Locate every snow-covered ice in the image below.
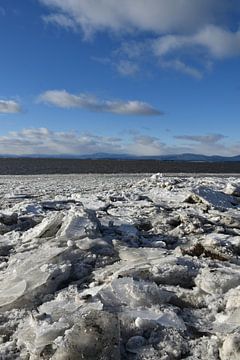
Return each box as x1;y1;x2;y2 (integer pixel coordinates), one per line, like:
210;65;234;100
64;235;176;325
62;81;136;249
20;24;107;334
0;173;240;359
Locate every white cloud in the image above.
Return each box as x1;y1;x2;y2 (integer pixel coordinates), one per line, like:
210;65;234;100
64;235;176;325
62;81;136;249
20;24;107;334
39;0;240;77
116;60;139;76
43;13;77;30
174;133;237;156
0;128;171;156
0;128;123;155
118;25;240;79
153;25;240;59
175;134;226;144
0;128;238;157
0;100;22;113
160;59;203;79
38;90;163;115
127;135;168;156
195;26;240;58
39;0;237;36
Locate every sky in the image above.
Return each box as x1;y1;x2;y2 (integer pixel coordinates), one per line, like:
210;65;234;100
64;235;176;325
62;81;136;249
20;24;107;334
0;0;240;156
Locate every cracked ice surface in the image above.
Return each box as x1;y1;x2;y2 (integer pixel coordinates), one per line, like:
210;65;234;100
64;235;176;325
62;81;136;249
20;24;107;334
0;173;240;359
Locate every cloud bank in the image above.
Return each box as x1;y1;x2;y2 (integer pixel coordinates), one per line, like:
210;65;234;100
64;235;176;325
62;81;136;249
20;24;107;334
0;100;22;113
0;128;239;157
38;90;162;116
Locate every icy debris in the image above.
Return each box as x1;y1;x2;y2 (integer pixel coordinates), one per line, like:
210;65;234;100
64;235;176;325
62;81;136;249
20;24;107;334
75;237;112;253
73;194;107;210
151;258;199;288
4;192;34;199
195;265;240;295
214;308;240;334
117;224;138;239
187;336;220;360
224;183;240;197
156;310;186;330
57;207;100;241
22;212;64;242
10;201;43;215
107;205;137;219
126;335;146;353
17;314;69;358
0;245;71;311
150;173;163;181
92;246;168;283
191;186;237;210
41;199;76;211
98;277;173;308
200;233;237;260
220;333;240;360
51;310;120;360
0;174;240;359
225;286;240;311
124;308;186;330
0;212;18;226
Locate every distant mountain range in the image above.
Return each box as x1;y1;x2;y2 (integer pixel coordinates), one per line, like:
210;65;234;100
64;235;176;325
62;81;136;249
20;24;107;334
0;153;240;162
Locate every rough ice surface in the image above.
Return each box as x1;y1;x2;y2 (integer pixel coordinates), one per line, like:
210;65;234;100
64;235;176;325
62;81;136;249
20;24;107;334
0;173;240;359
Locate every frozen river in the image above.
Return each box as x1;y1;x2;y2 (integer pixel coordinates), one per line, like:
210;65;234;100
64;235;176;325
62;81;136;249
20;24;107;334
0;174;240;359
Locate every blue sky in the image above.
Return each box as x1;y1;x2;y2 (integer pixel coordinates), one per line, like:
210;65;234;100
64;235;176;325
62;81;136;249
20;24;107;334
0;0;240;156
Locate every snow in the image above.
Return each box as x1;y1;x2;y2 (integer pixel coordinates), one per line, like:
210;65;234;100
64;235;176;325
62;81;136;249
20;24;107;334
0;173;239;359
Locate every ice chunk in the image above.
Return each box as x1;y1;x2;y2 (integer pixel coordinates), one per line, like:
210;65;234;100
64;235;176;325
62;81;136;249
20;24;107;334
75;237;112;253
73;195;107;210
224;183;240;197
156;311;186;331
0;280;27;308
51;310;120;360
0;246;70;311
57;208;100;240
22;212;63;242
17;315;69;358
125;308;186;330
99;277;173;308
220;334;240;360
92;246;168;283
200;233;235;260
191;186;237;210
195;266;240;295
225;286;240;311
126;336;146;353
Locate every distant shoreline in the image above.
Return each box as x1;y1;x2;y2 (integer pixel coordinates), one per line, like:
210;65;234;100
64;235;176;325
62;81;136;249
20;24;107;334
0;158;240;175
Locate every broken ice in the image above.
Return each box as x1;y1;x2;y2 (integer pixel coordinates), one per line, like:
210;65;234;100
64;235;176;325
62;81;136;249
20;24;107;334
0;173;239;359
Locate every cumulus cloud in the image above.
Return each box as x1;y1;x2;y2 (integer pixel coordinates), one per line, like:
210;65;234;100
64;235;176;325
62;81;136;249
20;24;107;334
0;100;22;113
0;128;238;157
38;90;162;116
